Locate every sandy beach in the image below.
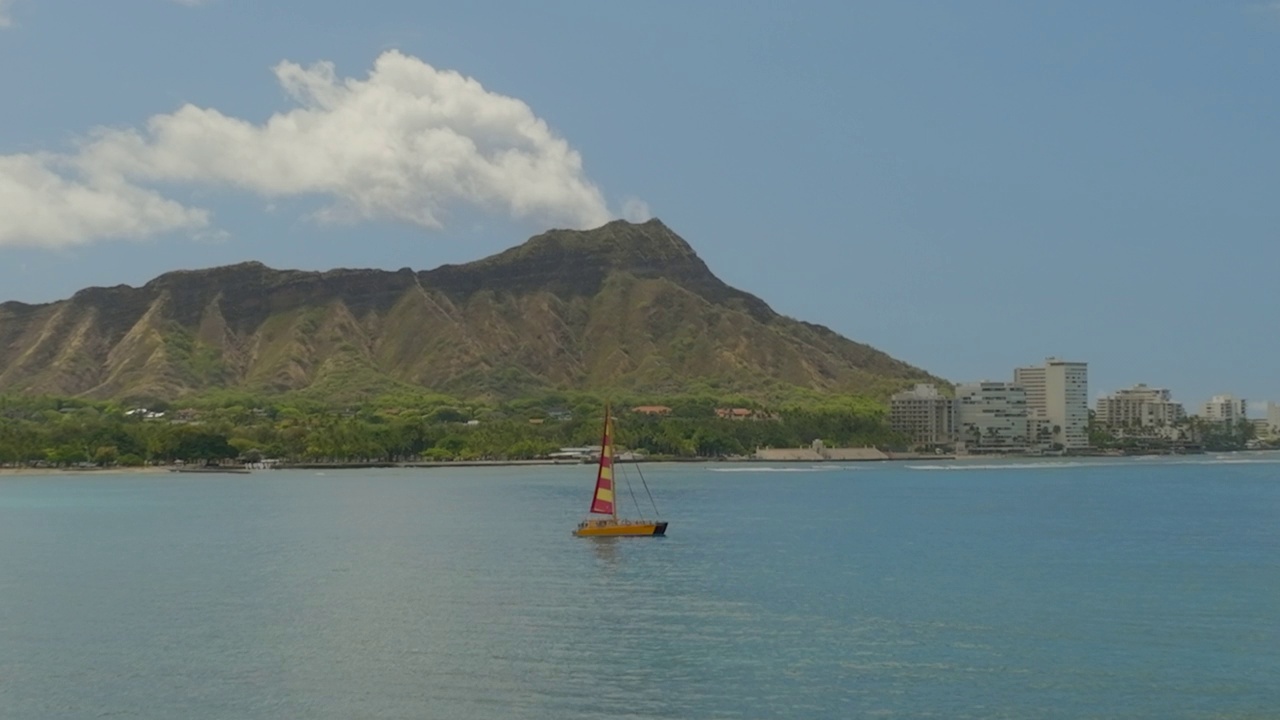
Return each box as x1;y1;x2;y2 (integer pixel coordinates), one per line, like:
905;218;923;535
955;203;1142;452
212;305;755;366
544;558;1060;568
0;466;172;477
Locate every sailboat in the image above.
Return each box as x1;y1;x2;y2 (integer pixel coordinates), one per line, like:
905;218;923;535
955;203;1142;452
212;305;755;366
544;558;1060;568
573;404;668;537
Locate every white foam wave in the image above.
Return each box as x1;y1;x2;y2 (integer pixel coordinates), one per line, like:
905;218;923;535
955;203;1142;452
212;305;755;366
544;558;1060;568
908;455;1280;471
906;461;1098;471
708;466;857;473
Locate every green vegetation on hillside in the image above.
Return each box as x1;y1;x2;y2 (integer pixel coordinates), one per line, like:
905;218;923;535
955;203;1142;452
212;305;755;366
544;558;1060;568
0;219;941;402
0;391;907;467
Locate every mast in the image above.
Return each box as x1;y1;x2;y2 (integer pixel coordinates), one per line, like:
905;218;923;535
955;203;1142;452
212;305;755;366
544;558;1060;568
608;405;618;521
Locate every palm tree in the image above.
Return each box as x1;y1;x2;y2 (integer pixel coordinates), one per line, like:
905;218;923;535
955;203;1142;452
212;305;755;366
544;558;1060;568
1036;424;1052;447
984;426;1001;448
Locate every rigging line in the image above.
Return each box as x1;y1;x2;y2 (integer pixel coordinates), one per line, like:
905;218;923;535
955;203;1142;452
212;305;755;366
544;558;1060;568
619;459;644;519
614;417;645;519
634;461;660;517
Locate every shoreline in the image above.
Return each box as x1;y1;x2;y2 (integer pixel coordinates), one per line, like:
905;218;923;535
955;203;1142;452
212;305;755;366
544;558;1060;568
0;466;173;476
2;448;1269;478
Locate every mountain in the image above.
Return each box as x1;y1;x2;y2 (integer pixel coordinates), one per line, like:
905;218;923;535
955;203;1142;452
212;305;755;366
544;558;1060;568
0;219;940;402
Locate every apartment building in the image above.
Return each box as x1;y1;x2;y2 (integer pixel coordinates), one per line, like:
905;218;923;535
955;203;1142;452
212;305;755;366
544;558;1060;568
1201;395;1247;425
1261;402;1280;436
889;384;955;449
954;382;1028;452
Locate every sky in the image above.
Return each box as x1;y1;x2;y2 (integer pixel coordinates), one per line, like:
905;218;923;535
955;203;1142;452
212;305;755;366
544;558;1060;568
1;0;1278;412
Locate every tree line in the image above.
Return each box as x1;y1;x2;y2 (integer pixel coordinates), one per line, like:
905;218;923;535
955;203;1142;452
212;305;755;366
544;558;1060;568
0;392;906;467
1087;414;1267;453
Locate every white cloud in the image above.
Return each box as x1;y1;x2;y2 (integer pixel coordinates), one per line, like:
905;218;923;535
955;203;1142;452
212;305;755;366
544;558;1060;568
621;197;652;223
1;50;624;248
0;155;208;248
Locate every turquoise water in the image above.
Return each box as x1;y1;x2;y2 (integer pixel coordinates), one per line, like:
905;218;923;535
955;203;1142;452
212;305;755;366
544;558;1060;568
1;455;1278;718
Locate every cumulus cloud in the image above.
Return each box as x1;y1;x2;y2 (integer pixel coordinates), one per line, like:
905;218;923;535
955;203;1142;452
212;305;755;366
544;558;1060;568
0;156;208;247
0;50;622;248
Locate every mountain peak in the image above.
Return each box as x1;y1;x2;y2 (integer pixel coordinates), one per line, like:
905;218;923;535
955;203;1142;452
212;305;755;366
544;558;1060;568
421;218;751;311
474;217;699;273
0;219;941;401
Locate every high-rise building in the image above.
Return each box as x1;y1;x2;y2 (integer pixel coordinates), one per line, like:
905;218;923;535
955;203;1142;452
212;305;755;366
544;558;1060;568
1263;402;1280;435
1095;384;1186;430
1201;395;1247;425
1014;358;1089;450
1250;418;1273;439
954;382;1028;452
889;384;954;449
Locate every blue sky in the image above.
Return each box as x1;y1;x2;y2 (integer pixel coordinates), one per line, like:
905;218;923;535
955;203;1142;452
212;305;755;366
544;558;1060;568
1;1;1278;411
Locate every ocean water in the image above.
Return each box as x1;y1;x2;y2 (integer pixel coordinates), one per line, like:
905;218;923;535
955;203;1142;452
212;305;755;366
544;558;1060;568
1;454;1278;719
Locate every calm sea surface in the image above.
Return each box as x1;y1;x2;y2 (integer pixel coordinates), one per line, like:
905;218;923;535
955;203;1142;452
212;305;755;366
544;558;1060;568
1;454;1278;719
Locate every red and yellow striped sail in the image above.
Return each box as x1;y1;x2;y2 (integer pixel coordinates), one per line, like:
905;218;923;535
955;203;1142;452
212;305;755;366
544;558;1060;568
589;412;616;515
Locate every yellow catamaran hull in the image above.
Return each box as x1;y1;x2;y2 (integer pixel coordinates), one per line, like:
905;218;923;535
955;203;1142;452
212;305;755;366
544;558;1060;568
573;519;668;537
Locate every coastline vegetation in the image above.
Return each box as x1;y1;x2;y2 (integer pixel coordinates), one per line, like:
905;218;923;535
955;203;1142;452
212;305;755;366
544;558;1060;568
1086;414;1266;454
0;391;905;468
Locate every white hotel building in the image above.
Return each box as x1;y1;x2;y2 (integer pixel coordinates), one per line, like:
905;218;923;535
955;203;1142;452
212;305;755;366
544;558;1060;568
1201;395;1247;425
1095;384;1186;431
1014;358;1089;450
1261;402;1280;436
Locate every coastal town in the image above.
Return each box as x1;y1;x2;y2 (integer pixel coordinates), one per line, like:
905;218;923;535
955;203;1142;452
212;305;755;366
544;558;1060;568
889;357;1277;455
